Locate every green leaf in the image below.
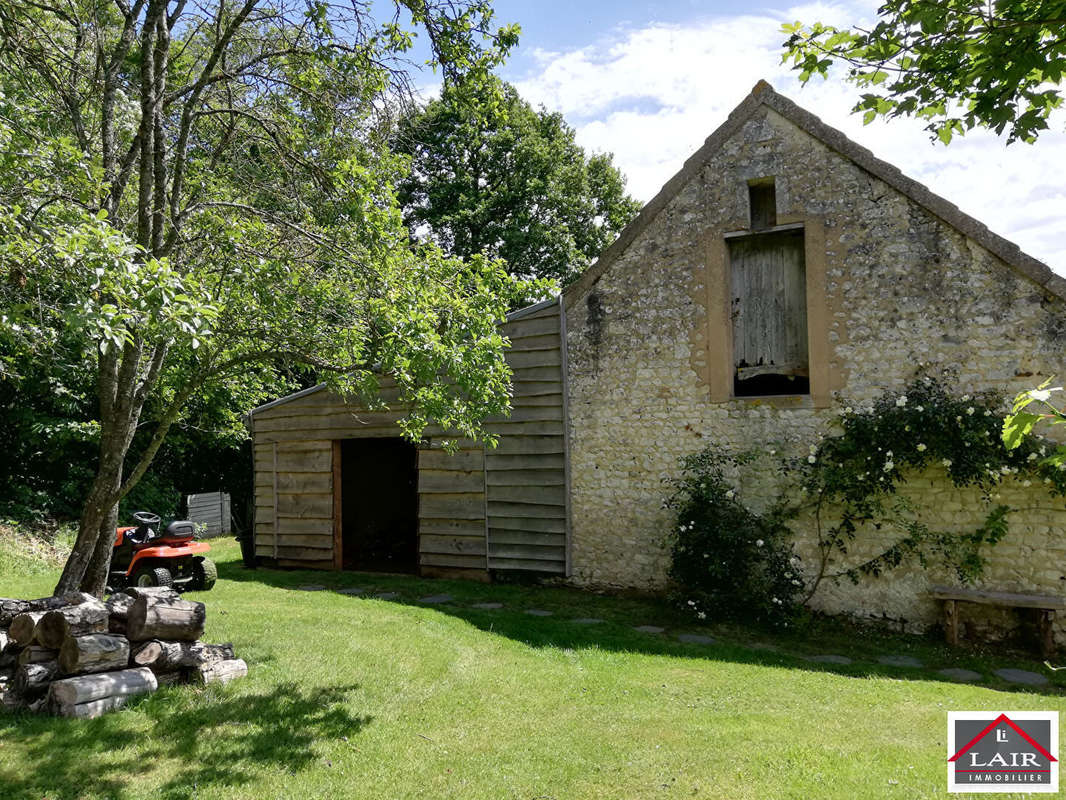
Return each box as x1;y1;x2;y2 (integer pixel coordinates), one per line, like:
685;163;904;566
1002;411;1041;450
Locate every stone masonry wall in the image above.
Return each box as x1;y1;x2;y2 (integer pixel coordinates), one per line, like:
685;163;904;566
564;105;1066;641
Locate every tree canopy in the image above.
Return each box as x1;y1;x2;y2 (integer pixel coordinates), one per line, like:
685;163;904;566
394;79;641;285
782;1;1066;143
0;0;532;594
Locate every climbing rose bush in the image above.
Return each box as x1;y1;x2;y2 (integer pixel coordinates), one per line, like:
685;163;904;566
666;447;802;625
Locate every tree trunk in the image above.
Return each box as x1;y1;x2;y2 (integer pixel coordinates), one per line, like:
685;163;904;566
55;465;123;596
48;667;156;707
58;634;130;675
81;503;120;596
126;597;205;642
196;658;247;686
37;599;110;649
132;640;233;670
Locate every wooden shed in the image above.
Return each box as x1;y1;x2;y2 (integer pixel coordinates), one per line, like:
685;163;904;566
247;297;571;580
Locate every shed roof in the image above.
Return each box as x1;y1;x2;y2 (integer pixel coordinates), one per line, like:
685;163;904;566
247;296;562;416
563;80;1066;309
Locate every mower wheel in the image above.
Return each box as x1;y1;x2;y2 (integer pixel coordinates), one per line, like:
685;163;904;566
192;557;217;591
132;565;173;589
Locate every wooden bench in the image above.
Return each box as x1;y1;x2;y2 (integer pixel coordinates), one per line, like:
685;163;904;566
932;586;1066;657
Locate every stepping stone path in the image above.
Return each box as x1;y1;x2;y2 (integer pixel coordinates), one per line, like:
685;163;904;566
877;655;924;668
806;654;853;665
373;592;400;601
571;618;604;624
634;625;665;634
419;594;452;604
471;602;503;610
938;667;982;682
994;668;1048;687
296;585;326;591
336;587;364;595
524;609;553;617
677;634;715;645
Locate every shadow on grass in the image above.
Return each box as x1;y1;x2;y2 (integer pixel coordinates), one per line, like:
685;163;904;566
0;682;369;800
215;550;1066;698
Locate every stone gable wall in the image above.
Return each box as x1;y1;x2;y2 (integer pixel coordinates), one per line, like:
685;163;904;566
564;106;1066;640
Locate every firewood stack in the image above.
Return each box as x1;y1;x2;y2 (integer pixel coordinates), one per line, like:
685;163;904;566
0;587;246;718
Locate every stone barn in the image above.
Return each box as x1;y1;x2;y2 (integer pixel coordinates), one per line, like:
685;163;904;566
249;81;1066;639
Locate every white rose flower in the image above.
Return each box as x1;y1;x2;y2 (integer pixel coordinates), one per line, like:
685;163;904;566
756;539;764;547
1029;387;1063;402
808;455;817;463
966;407;975;415
941;458;952;467
883;460;895;472
896;395;908;407
916;443;927;452
725;489;735;499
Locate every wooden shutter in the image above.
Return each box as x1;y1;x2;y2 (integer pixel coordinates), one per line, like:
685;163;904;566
729;229;808;379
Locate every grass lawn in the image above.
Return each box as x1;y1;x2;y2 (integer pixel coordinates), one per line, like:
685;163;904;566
2;536;1064;800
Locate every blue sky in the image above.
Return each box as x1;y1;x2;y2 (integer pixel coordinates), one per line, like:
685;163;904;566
413;1;1066;274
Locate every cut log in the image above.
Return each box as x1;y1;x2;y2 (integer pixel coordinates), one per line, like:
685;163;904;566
106;592;137;635
9;612;46;646
14;661;57;697
126;597;205;642
124;586;180;603
37;599;109;649
153;669;192;687
58;634;130;676
48;667;157;707
106;592;134;618
60;592;100;606
196;658;247;686
1;687;22;711
132;640;234;670
54;694;135;719
0;630;9;652
0;596;67;627
18;645;58;666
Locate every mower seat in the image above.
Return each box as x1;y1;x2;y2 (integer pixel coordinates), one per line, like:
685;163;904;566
163;520;196;541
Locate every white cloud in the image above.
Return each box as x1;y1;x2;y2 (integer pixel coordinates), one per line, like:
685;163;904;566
510;2;1066;275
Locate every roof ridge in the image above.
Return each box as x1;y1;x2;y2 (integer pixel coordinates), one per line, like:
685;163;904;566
563;80;1065;308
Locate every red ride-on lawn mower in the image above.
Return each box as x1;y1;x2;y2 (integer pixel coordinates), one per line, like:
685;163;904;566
109;511;217;592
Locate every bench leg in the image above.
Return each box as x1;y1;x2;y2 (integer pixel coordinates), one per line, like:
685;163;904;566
1039;610;1055;659
944;599;959;647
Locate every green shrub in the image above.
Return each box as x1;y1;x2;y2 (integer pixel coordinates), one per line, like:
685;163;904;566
666;447;801;625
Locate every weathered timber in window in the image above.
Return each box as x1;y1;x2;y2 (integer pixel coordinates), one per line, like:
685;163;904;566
729;226;809;396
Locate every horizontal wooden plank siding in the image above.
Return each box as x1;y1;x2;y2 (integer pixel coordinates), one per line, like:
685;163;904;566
252;436;335;565
417;445;487;577
249;296;571;578
486;298;568;574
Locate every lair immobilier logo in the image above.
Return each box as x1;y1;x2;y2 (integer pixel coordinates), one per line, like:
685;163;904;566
948;711;1059;792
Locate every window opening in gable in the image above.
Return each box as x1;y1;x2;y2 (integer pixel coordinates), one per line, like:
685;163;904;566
729;227;809;397
748;178;777;230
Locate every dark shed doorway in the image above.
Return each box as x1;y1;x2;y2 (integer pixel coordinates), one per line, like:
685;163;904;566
340;438;418;573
